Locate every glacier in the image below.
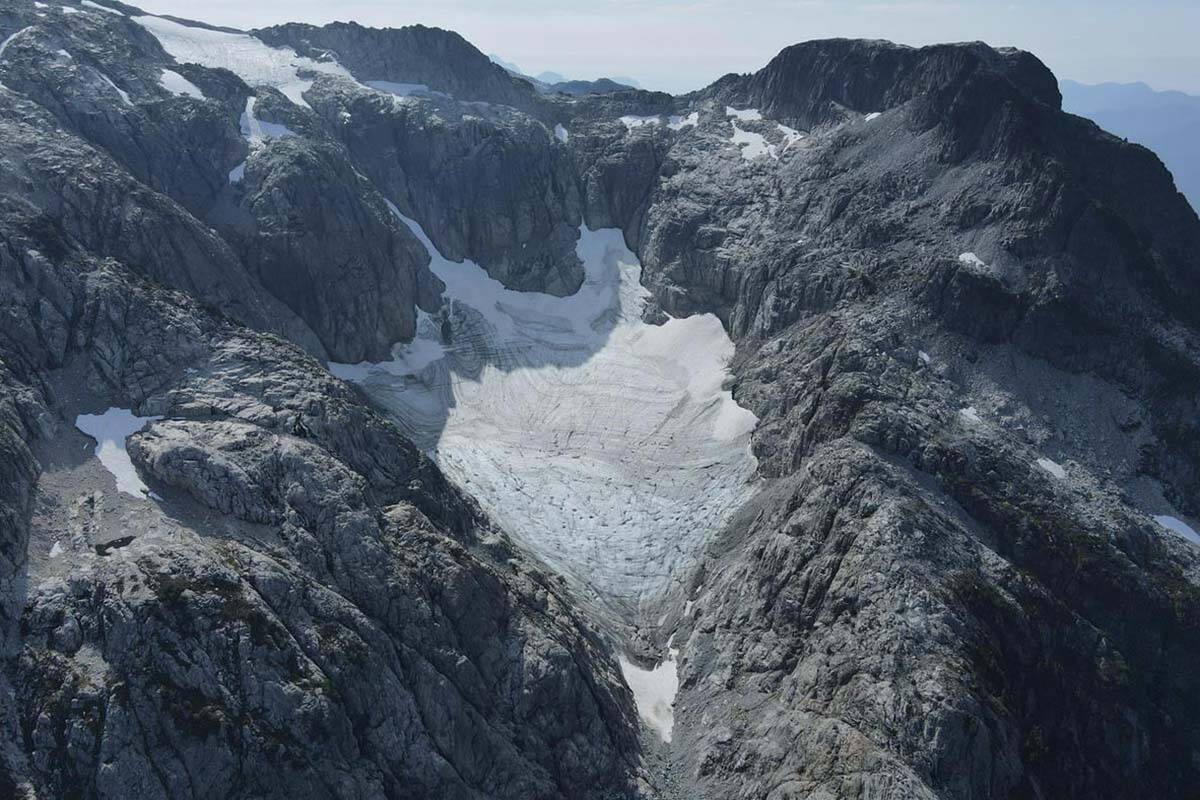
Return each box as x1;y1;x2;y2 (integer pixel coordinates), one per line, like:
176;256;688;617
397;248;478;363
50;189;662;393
331;214;760;617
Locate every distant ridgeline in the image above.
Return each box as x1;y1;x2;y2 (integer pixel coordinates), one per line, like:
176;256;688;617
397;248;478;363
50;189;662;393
1061;79;1200;212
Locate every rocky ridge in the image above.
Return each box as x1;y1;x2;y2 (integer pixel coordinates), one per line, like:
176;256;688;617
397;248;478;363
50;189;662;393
1;2;1199;799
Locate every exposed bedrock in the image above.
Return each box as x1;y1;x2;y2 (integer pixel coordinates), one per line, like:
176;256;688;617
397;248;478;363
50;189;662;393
1;5;1200;799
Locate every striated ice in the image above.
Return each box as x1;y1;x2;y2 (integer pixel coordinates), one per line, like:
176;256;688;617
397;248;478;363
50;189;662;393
332;209;760;615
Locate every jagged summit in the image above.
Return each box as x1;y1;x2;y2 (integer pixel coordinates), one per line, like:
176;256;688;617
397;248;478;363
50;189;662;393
700;37;1061;127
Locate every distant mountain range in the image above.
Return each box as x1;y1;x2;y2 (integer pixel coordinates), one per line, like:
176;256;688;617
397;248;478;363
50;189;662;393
488;52;640;95
1061;79;1200;212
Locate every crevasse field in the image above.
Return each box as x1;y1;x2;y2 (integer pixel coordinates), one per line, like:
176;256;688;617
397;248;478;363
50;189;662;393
333;216;761;617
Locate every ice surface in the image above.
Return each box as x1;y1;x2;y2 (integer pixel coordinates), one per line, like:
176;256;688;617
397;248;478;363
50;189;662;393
667;111;699;130
75;408;161;497
365;80;447;99
959;406;983;424
1036;457;1066;480
134;14;355;107
620;114;662;129
621;113;697;131
725;106;762;121
333;210;760;613
864;111;882;121
724;107;802;159
239;96;295;142
329;310;447;381
958;252;987;268
81;0;121;13
730;120;773;159
1154;515;1200;546
227;96;293;182
778;123;804;149
619;646;679;742
554;123;569;142
159;68;205;99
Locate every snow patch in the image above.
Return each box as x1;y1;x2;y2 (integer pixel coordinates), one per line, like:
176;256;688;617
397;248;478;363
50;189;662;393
667;111;699;130
0;26;35;60
228;161;246;184
725;106;762;121
959;406;983;424
730;120;773;159
330;309;448;381
75;408;161;497
778;123;805;149
61;5;81;13
158;68;204;99
98;72;132;106
1153;515;1200;546
366;80;446;99
1036;457;1066;480
619;647;679;743
134;14;354;107
918;350;932;364
336;209;759;608
554;123;569;143
724;107;800;159
864;111;882;121
620;114;662;129
81;0;122;13
958;252;987;269
239;96;294;142
48;541;63;558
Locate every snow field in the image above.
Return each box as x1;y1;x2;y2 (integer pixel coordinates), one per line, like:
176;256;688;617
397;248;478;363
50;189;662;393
75;408;161;497
333;212;760;611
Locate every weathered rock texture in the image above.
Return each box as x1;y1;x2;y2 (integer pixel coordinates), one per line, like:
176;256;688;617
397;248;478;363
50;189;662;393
1;5;1199;800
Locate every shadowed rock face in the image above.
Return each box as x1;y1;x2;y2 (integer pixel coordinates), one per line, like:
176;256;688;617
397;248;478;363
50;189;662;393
2;5;1200;799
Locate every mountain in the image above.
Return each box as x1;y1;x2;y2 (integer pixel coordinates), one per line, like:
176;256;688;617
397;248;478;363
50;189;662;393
1061;79;1200;211
1;4;1199;799
489;55;638;96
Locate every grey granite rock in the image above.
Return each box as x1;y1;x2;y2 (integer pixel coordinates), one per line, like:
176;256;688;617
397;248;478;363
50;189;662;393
3;6;1200;799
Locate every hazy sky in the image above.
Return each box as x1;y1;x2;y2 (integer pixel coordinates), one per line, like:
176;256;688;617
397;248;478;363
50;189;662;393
134;0;1200;95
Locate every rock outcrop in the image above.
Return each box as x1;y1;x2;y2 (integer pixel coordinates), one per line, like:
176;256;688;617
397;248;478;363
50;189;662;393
2;5;1199;800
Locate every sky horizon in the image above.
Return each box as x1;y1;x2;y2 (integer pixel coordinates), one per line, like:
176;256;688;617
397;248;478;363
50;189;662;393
133;1;1200;97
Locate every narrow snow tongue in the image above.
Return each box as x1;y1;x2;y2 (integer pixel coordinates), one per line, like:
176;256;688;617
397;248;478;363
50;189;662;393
331;214;761;620
75;408;162;497
619;646;679;743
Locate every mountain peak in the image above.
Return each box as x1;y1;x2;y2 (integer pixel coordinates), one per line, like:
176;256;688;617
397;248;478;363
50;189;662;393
702;38;1060;130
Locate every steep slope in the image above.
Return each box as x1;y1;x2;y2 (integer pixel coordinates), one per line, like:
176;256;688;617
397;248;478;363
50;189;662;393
1061;79;1200;212
559;38;1200;798
0;3;643;798
255;22;540;109
2;4;1200;800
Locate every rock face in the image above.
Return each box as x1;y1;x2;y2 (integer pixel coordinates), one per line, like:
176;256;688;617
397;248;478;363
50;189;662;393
255;22;541;109
566;37;1200;799
3;4;1200;800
